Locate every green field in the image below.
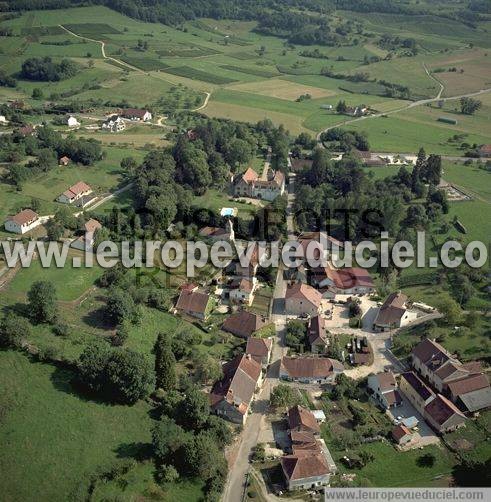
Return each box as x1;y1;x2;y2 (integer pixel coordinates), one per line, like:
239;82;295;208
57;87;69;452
0;351;153;502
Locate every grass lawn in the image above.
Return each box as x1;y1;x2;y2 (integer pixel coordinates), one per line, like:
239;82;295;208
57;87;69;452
445;411;491;464
6;249;104;302
346;115;491;155
0;351;154;502
193;188;260;220
336;442;457;487
249;285;273;317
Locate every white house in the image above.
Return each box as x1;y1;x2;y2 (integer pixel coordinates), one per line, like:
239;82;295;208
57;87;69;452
0;115;7;124
101;115;126;132
57;181;93;205
373;292;418;332
4;209;40;234
367;372;402;410
229;277;257;306
66;115;80;128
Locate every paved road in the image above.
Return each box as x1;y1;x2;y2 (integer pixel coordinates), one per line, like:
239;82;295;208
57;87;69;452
222;167;296;502
316;64;491;142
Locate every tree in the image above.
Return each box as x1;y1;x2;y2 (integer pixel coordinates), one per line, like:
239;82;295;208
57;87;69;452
436;294;462;324
32;87;43;99
27;280;58;324
270;384;300;408
78;343;154;404
106;288;139;325
285;320;306;349
45;219;64;241
120;156;138;176
0;312;32;348
223;138;253;168
417;452;436;468
460;97;481;115
154;333;176;391
193;352;222;385
336;100;347;113
176;384;210;431
152;415;189;464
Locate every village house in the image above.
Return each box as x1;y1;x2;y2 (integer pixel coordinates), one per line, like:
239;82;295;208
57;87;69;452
4;209;40;235
199;220;234;242
280;356;343;384
16;124;35;137
311;264;375;296
307;315;329;353
353;150;388;167
281;452;331;492
424;394;466;433
367;371;403;410
478;144;491;158
175;289;212;320
446;373;491;413
285;283;322;317
399;371;435;415
57;181;93;205
373;292;418;332
288;405;321;436
120;108;152;122
234;242;259;278
229;277;257;306
59;156;71;166
221;310;268;339
101;115;126;132
70;218;102;252
391;424;413;446
297;232;344;263
66;115;80;128
411;339;491;408
245;336;272;366
0;115;8;124
232;167;285;201
209;354;262;425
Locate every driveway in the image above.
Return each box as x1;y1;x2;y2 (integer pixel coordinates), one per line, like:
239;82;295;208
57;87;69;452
387;398;440;448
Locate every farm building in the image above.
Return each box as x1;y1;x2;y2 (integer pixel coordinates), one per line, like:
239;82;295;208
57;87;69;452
279;356;343;384
120;108;152;121
373;292;418;331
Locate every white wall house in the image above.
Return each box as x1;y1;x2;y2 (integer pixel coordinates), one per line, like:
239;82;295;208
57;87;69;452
4;209;40;235
66;116;80;128
57;181;92;205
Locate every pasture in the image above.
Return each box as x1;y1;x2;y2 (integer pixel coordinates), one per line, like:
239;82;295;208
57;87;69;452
0;351;155;502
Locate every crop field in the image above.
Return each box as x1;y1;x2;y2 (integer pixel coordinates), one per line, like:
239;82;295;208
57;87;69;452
227;78;336;101
119;55;170;71
163;65;238;84
64;23;122;35
219;64;280;78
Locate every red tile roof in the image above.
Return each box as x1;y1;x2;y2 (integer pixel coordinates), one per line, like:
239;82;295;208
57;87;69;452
121;108;149;119
285;283;322;308
84;218;101;233
175;290;210;315
401;371;434;401
392;424;412;442
63;181;92;200
374;292;408;326
280;356;343;379
425;394;465;426
240;167;259;184
245;337;272;359
325;266;374;290
447;374;489;398
281;452;330;481
288;405;320;434
7;208;38;226
308;315;328;346
222;311;267;338
209;354;262;415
